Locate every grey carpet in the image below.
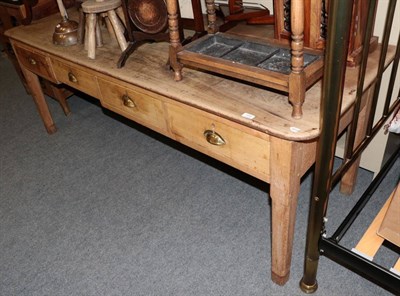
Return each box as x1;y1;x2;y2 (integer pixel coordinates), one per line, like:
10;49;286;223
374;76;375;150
1;53;398;296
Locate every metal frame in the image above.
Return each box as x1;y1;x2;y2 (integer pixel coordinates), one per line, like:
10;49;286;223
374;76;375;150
321;148;400;294
299;0;400;293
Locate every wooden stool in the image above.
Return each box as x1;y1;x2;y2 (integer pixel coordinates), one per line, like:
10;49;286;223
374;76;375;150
81;0;127;59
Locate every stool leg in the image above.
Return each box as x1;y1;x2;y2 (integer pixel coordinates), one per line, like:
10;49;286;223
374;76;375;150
87;13;97;59
116;6;126;27
77;8;85;44
103;13;117;44
95;15;103;47
107;9;128;51
84;14;89;50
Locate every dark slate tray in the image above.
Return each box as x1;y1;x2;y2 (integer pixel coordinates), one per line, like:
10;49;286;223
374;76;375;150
223;42;278;66
187;35;244;58
258;49;320;74
187;34;320;74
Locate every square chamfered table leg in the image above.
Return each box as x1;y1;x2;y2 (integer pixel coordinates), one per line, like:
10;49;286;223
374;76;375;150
269;137;316;285
20;66;57;134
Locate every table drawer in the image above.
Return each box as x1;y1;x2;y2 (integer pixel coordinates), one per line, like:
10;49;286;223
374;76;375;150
52;58;100;99
13;43;57;82
98;78;167;132
167;103;270;181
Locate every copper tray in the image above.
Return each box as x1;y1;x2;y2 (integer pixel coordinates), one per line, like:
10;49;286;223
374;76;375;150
127;0;168;34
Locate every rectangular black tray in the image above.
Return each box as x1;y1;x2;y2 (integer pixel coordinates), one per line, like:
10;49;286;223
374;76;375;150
186;34;321;74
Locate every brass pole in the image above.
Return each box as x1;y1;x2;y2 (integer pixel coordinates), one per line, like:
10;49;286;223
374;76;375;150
344;0;378;160
299;0;354;293
383;32;400;115
366;0;398;136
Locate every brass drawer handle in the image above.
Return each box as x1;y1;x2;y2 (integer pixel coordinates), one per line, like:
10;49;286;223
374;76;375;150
122;94;136;108
204;129;226;146
28;57;37;65
68;72;78;83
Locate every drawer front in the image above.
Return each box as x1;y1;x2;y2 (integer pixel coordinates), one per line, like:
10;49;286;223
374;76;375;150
52;58;100;98
167;104;270;181
13;43;56;82
98;78;167;132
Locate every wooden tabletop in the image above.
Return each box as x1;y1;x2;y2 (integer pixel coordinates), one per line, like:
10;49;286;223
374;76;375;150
5;9;395;141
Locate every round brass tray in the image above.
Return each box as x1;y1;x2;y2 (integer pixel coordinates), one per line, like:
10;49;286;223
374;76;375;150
127;0;168;34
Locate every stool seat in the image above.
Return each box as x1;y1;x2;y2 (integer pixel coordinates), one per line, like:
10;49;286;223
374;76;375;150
81;0;121;14
80;0;128;59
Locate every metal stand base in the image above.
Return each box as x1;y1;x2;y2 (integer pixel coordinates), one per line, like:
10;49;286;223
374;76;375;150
299;279;318;294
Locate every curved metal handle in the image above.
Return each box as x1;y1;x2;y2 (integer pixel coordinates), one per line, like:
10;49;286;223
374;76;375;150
28;57;37;65
204;129;225;146
68;72;78;83
122;94;136;108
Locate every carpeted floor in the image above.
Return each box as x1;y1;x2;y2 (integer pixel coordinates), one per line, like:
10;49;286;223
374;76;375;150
0;52;398;295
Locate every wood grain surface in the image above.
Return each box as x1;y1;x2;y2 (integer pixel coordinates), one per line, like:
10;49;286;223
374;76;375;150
5;9;396;141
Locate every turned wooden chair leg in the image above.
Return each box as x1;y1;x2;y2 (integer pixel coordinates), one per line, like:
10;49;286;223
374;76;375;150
289;72;305;119
166;0;183;81
289;0;305;119
205;0;217;33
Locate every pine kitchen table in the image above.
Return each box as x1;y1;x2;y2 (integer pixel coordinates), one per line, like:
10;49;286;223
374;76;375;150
6;9;394;286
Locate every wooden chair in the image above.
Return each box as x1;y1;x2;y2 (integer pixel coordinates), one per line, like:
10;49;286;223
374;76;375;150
216;0;274;32
273;0;378;66
227;0;274;24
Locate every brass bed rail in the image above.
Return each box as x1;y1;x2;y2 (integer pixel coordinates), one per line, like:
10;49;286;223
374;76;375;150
300;0;400;293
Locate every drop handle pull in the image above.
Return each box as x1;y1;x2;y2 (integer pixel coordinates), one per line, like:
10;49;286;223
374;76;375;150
204;129;226;146
28;57;37;65
68;72;78;83
122;94;136;108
